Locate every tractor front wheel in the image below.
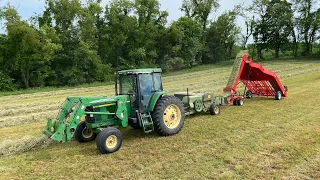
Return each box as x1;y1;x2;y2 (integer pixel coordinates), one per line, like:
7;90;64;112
152;96;185;136
210;104;220;115
96;127;122;154
75;121;97;143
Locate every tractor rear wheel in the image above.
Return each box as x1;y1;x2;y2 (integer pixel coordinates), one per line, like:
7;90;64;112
275;91;282;100
75;121;97;143
96;127;122;154
152;96;185;136
210;104;220;115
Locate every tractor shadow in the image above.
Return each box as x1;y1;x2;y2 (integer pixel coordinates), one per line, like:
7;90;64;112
120;128;159;141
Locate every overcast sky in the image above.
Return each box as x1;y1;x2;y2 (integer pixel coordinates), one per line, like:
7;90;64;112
0;0;252;33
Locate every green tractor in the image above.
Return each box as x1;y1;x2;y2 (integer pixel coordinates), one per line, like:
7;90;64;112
43;68;220;154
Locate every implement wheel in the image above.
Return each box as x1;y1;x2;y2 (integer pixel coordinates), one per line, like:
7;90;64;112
152;96;185;136
75;121;97;143
96;127;122;154
237;99;244;106
246;90;253;99
210;104;220;115
275;91;282;100
233;100;237;106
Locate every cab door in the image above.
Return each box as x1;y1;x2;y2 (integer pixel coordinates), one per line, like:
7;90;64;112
138;74;155;113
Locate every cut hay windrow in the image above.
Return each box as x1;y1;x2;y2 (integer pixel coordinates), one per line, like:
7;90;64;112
0;136;53;156
166;77;230;93
163;67;230;82
0;103;61;117
0;100;64;110
0;85;115;102
0;110;57;128
279;67;320;78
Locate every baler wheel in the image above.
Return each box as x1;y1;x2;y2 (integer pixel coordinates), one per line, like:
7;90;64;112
237;99;244;106
233;100;237;106
194;100;203;112
275;91;282;100
152;96;185;136
210;104;220;115
96;127;122;154
75;121;97;143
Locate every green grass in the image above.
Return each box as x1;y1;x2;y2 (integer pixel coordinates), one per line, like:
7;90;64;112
0;59;320;179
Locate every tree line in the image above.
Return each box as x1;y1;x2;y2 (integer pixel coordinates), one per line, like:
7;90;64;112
0;0;319;91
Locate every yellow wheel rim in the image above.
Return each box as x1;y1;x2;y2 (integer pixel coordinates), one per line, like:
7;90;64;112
106;135;118;149
82;127;93;139
163;104;181;129
214;106;219;114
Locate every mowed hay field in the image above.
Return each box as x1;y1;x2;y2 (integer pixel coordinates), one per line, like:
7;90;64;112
1;60;320;179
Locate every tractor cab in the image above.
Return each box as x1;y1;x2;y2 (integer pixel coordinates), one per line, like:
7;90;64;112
115;69;164;130
116;68;163;112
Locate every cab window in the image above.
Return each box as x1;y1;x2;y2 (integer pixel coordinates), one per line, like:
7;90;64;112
119;75;137;95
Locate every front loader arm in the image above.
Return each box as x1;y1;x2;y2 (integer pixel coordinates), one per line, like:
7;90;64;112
43;97;86;142
42;95;130;143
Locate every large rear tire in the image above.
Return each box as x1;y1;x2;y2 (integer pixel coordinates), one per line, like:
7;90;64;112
96;127;122;154
152;96;185;136
75;121;97;143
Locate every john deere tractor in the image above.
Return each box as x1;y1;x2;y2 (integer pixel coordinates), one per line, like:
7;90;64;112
43;69;186;154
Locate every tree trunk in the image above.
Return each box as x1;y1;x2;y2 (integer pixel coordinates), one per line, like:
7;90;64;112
293;37;298;58
21;73;29;89
275;46;280;59
258;46;263;59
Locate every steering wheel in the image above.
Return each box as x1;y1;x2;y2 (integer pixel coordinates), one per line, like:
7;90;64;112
127;90;136;95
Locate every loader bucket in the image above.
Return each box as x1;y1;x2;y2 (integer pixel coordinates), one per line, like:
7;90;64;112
42;119;55;137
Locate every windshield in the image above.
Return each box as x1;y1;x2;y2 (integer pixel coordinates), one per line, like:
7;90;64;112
119;74;137;95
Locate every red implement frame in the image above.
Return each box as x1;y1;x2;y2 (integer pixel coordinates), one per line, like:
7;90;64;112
224;54;288;104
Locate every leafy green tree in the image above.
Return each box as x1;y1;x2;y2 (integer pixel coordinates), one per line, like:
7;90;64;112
204;9;241;63
181;0;219;30
264;0;294;58
166;17;203;68
294;0;320;55
251;0;270;59
42;0;110;86
103;0;138;68
2;6;56;88
240;15;254;50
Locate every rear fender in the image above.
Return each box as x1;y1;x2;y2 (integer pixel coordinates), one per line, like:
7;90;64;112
148;91;168;112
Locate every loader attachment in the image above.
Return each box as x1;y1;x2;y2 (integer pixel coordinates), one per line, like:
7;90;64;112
42;97;86;142
42;95;131;143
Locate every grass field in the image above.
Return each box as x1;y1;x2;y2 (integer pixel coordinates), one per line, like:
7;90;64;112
1;59;320;179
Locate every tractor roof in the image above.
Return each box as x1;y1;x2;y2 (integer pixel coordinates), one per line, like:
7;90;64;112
117;68;162;75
